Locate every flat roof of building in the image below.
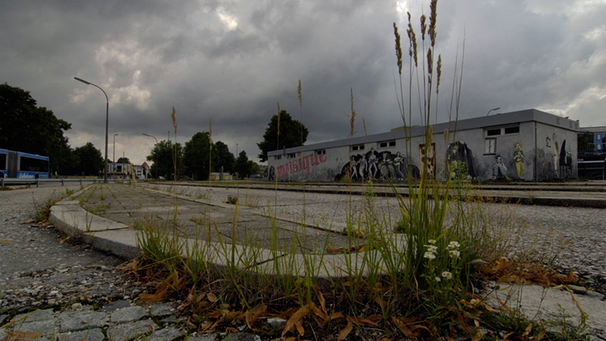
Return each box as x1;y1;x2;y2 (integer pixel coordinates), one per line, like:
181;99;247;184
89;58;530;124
268;109;579;156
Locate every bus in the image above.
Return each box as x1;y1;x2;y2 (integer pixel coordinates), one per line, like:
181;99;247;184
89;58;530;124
0;149;50;179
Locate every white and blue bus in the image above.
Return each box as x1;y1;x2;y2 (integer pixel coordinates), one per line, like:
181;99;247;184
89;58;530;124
0;149;50;179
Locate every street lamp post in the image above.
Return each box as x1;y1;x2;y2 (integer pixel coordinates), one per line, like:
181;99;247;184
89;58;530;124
143;133;158;179
486;107;501;116
74;77;109;183
113;133;118;179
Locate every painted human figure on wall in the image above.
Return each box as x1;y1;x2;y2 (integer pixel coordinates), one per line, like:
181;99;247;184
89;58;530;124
492;155;509;180
337;150;419;181
559;139;572;178
393;151;406;179
513;142;525;179
552;134;559;177
446;141;476;179
368;151;379;179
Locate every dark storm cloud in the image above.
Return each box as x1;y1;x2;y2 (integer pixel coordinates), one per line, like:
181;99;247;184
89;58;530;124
1;0;605;165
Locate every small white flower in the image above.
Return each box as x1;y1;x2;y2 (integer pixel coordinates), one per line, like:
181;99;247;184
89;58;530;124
424;245;438;253
447;241;460;249
449;250;460;258
435;276;441;282
428;239;437;244
442;271;453;280
424;252;436;260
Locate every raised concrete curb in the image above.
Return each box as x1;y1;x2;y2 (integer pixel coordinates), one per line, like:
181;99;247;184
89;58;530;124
50;201;139;260
48;185;401;279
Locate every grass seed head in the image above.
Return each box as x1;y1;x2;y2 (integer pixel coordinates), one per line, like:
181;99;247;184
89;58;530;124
393;22;403;74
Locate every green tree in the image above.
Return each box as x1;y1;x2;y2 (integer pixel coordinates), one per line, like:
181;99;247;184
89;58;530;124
578;131;594;155
147;140;182;180
249;160;261;176
0;83;73;174
74;142;104;176
116;157;130;164
235;151;252;179
214;141;235;174
183;132;216;181
257;110;308;162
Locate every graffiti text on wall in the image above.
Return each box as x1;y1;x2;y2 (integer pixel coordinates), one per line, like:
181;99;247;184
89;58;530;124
276;152;327;179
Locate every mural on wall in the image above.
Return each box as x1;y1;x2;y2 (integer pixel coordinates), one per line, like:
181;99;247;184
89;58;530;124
446;141;476;179
267;166;276;181
336;150;420;181
274;152;328;180
419;143;436;178
513;142;525;179
491;155;509;180
559;139;573;178
538;133;575;180
552;134;559;177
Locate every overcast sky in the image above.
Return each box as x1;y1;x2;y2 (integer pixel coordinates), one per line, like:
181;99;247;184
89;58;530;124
2;0;605;165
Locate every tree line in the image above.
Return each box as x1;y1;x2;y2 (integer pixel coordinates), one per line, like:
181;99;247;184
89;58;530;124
0;83;105;176
1;83;308;179
146;134;259;180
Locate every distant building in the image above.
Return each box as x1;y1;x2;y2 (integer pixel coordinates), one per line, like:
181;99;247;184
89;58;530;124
578;126;606;155
133;162;150;179
210;172;235;181
107;162;131;179
267;109;579;182
577;127;606;179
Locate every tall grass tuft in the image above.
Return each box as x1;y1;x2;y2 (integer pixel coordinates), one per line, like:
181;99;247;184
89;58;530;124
391;0;476;325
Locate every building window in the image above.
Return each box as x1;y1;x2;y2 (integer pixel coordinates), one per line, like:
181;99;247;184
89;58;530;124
486;129;501;136
315;149;326;155
351;144;365;151
485;124;520;137
484;138;497;154
379;140;396;148
504;126;520;134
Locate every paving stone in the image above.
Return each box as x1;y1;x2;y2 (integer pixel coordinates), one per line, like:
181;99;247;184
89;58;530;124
149;302;174;316
57;328;105;341
10;319;57;336
146;326;186;341
22;309;55;322
107;318;158;341
110;305;147;324
58;310;107;332
101;299;131;312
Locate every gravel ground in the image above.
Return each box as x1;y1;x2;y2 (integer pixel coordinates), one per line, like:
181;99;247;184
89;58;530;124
0;185;148;313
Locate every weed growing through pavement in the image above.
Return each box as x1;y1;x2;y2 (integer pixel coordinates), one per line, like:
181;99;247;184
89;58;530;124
32;190;64;222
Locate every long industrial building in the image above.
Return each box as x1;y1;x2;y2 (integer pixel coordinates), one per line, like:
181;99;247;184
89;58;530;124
267;109;579;182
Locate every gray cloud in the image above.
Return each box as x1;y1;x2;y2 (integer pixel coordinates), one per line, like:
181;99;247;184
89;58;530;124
1;0;605;165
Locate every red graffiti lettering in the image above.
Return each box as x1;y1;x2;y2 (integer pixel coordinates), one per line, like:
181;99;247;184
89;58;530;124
275;152;328;179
